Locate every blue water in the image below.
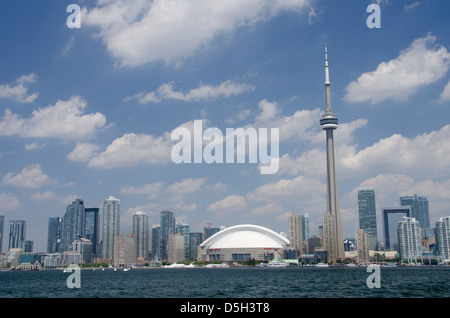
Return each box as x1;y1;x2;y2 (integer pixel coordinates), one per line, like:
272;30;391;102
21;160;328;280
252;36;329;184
1;266;449;298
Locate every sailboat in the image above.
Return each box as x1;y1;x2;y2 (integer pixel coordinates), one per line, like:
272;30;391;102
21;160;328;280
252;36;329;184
266;250;288;267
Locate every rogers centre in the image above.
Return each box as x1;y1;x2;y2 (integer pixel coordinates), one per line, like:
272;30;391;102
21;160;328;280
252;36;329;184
197;224;290;263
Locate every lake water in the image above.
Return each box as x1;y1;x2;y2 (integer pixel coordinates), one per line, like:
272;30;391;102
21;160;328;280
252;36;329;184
1;266;448;315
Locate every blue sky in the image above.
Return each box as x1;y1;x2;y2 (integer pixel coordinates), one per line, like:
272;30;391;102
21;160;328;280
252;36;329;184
1;0;450;252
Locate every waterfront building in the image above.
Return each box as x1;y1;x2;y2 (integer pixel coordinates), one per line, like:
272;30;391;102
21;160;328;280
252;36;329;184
8;220;26;250
435;216;450;261
0;215;4;252
101;196;120;260
73;237;93;264
357;229;370;264
358;189;378;250
176;223;190;260
24;240;33;253
307;236;322;254
204;226;220;241
319;44;345;262
302;213;310;241
288;213;303;256
47;217;62;253
160;210;175;261
133;211;149;259
397;217;423;262
84;208;100;256
189;232;203;260
61;199;85;252
382;207;410;251
114;234;136;266
168;233;185;263
152;225;161;261
400;195;430;230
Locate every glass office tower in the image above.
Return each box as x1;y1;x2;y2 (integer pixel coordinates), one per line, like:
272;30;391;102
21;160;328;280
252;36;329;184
358;189;378;250
160;210;175;261
382;207;410;251
9;220;26;250
101;196;120;260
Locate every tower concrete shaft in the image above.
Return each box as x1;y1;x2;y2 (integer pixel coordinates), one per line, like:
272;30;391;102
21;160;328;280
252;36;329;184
320;44;345;262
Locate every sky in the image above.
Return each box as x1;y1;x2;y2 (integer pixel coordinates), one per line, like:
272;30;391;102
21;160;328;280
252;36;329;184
1;0;450;253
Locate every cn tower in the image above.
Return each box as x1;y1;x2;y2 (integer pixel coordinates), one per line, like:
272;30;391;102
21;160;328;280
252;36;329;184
320;44;345;262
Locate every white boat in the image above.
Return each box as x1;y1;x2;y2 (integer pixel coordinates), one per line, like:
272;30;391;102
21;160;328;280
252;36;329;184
345;263;357;267
314;262;329;267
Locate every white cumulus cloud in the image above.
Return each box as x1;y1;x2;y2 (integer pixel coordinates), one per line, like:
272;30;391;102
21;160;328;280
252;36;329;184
83;0;311;67
0;96;107;140
344;34;450;104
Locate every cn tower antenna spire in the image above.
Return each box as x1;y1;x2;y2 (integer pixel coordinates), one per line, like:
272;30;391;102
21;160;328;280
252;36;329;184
325;43;330;86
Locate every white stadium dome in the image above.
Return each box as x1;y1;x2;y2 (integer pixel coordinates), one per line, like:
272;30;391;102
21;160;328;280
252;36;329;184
197;224;290;263
200;224;289;249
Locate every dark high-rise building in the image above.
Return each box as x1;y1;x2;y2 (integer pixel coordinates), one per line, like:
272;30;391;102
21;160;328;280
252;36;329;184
400;195;430;229
382;207;410;251
152;225;161;261
84;208;100;256
61;199;85;252
160;210;175;261
417;196;430;229
189;232;203;260
9;220;26;250
47;217;62;253
358;189;378;250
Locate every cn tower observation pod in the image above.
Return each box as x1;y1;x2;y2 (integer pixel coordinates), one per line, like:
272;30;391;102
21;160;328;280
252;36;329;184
197;224;290;263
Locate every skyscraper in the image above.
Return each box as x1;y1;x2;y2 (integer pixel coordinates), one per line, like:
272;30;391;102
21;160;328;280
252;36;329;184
176;223;190;261
320;44;345;262
160;210;175;261
288;213;303;256
382;207;410;251
358;189;378;250
61;199;85;252
47;217;62;253
397;217;422;262
101;196;120;260
417;196;430;229
84;208;100;256
435;216;450;261
0;215;4;252
133;211;149;259
152;225;161;261
9;220;26;250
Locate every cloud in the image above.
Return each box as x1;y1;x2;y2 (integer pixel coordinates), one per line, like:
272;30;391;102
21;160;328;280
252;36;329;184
2;164;55;189
67;142;101;163
207;194;247;215
125;80;254;104
0;73;39;103
83;0;311;67
24;141;46;151
0;193;20;212
252;99;322;143
30;191;80;205
439;80;450;103
0;95;107;140
87;132;173;168
344;34;450;104
338;124;450;179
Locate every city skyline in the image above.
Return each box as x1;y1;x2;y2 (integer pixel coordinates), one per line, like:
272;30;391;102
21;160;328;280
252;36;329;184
1;1;450;252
